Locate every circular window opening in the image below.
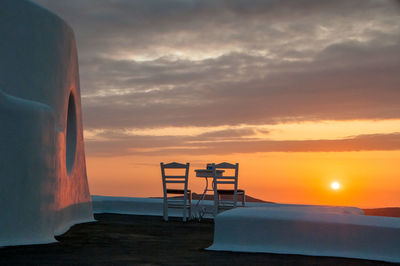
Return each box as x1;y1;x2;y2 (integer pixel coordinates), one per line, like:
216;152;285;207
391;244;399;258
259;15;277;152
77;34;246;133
66;93;77;175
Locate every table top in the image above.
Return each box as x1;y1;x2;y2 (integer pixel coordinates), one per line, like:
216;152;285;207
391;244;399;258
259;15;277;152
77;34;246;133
195;169;224;177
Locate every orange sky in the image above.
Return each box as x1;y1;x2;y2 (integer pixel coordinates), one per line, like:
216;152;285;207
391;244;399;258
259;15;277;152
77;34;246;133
86;120;400;209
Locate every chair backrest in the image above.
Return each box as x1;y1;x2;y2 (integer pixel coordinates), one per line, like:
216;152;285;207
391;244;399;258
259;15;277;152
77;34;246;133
212;162;239;190
160;162;190;194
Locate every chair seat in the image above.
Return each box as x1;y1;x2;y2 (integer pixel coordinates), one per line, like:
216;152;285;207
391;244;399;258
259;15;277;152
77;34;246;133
217;189;245;195
167;189;191;194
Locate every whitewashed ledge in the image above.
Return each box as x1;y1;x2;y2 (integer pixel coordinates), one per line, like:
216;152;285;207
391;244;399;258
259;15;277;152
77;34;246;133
91;195;363;219
92;195;235;219
208;206;400;263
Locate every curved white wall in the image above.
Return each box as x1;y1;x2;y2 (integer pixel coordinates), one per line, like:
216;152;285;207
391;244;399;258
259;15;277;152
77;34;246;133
208;207;400;263
0;0;93;246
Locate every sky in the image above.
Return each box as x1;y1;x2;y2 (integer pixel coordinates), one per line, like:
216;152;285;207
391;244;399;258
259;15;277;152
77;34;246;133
33;0;400;208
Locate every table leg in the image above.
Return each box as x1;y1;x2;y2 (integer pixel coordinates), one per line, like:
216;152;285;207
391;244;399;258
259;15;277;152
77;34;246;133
195;177;209;219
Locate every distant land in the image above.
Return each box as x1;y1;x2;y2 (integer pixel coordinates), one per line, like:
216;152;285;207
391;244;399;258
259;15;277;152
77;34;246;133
363;207;400;218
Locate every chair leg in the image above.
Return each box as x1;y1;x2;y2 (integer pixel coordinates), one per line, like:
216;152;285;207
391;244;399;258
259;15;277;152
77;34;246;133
189;193;192;219
163;198;168;221
183;193;187;222
183;206;187;222
213;191;218;217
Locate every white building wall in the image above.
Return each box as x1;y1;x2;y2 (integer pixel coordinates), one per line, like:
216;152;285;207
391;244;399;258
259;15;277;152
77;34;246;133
0;0;93;246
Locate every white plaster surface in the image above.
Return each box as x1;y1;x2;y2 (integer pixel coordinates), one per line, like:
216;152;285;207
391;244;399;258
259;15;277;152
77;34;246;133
92;195;363;218
208;207;400;263
92;195;213;218
0;0;93;247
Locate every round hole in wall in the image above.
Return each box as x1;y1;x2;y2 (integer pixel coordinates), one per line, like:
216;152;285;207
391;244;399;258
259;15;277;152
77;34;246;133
66;92;77;175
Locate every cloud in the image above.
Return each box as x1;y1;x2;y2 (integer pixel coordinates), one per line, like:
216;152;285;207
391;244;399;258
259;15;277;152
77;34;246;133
196;128;260;139
33;0;400;131
80;39;400;129
85;132;400;157
84;127;261;156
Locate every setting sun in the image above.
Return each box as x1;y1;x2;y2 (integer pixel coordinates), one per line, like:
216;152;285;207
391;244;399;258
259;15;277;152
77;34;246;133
331;181;340;191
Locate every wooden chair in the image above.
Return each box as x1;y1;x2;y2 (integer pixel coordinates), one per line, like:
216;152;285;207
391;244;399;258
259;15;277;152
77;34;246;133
160;162;191;221
212;162;245;216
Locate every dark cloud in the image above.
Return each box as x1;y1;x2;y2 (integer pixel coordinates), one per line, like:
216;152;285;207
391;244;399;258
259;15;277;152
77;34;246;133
85;132;400;157
197;128;259;139
80;40;400;129
34;0;399;60
85;127;261;156
32;0;400;131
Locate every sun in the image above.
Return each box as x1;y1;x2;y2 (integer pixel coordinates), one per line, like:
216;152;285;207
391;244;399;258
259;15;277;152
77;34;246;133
331;181;340;190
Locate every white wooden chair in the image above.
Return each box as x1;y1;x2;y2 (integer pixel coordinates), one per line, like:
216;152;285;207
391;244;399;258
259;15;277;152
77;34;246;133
212;162;245;216
160;162;191;222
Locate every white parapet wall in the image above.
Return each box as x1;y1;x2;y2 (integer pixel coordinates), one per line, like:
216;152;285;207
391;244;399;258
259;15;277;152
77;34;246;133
208;207;400;263
0;0;93;247
92;195;364;218
92;195;216;218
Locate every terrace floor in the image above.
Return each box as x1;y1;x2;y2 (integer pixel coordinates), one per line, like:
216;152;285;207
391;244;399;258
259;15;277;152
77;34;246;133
0;213;395;265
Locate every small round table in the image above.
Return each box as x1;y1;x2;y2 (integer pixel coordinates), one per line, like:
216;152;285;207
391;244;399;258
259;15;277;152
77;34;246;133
194;169;224;218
